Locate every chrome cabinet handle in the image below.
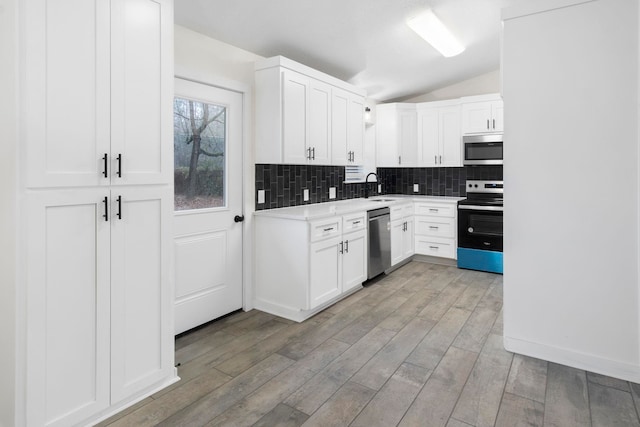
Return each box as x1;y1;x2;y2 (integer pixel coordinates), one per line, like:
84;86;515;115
429;225;439;229
429;245;439;250
434;155;437;164
323;227;334;232
116;195;122;220
102;196;109;221
345;240;349;253
306;147;311;160
439;155;442;164
339;241;344;254
102;153;108;178
429;208;439;212
493;119;496;129
487;119;490;130
312;147;316;160
353;220;361;225
398;156;401;165
116;154;122;178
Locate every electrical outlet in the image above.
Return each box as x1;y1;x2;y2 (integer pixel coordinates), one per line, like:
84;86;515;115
303;189;309;201
378;184;382;193
413;184;419;193
329;187;336;199
257;189;265;204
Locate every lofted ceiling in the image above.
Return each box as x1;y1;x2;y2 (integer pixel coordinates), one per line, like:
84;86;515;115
174;0;527;102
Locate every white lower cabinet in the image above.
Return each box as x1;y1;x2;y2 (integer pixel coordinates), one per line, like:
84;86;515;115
255;211;367;322
25;187;175;426
414;200;458;259
390;202;414;266
309;236;342;308
342;228;367;292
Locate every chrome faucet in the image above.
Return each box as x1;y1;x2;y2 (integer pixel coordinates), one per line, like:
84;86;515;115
364;172;378;198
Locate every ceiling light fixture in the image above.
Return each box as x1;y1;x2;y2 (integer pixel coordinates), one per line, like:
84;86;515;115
407;9;465;58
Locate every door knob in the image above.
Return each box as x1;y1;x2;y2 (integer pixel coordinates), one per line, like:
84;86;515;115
234;215;245;223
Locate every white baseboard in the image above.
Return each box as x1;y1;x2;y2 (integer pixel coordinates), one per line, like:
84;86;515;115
504;335;640;383
255;285;363;323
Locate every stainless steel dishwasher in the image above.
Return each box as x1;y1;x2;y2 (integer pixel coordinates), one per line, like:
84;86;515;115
367;207;391;279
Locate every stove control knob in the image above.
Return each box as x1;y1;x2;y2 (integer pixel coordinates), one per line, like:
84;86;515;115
468;227;474;233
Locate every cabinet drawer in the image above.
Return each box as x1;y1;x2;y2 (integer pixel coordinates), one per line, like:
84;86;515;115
390;203;413;221
309;217;341;242
342;212;366;233
415;216;455;238
414;236;456;259
414;203;456;218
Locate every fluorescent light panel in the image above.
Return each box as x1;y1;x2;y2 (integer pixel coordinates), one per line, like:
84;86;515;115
407;9;465;58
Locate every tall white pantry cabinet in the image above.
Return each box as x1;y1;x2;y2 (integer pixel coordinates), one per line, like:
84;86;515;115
18;0;177;426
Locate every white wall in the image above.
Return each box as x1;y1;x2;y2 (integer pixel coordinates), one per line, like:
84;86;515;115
402;70;500;103
0;0;18;424
502;0;640;381
174;25;263;89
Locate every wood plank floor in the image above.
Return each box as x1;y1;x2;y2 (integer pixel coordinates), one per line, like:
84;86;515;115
99;261;640;427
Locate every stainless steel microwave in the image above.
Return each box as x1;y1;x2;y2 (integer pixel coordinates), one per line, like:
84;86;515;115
463;134;503;165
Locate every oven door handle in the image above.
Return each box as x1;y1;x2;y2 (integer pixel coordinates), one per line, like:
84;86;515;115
458;205;504;212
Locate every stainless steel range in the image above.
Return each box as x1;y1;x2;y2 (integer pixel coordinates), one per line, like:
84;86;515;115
457;180;503;274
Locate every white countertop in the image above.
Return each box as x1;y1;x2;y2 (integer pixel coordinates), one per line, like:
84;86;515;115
254;195;465;221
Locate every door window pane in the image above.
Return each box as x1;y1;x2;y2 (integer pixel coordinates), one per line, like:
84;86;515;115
174;97;226;211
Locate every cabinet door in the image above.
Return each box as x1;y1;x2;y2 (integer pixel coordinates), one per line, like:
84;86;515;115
282;69;310;164
342;229;367;292
403;218;415;259
110;186;174;402
111;0;173;186
417;109;439;167
439;106;462;166
492;101;504;132
23;0;111;188
375;107;400;168
390;219;405;266
348;95;365;164
462;101;493;134
331;88;350;165
309;80;332;164
25;189;110;427
310;236;342;308
399;111;418;167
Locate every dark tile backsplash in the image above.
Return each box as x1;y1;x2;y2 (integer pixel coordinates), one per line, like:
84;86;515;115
377;165;503;197
255;164;502;210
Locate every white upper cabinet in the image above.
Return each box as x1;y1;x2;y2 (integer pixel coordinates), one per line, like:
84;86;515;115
331;88;365;165
309;79;332;164
417;101;462;167
331;88;350;165
255;56;367;165
348;95;365;164
23;0;172;188
23;0;110;188
376;104;417;167
282;69;311;164
110;0;173;186
461;94;504;134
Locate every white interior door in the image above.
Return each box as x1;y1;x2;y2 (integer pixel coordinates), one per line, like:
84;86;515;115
173;78;244;335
